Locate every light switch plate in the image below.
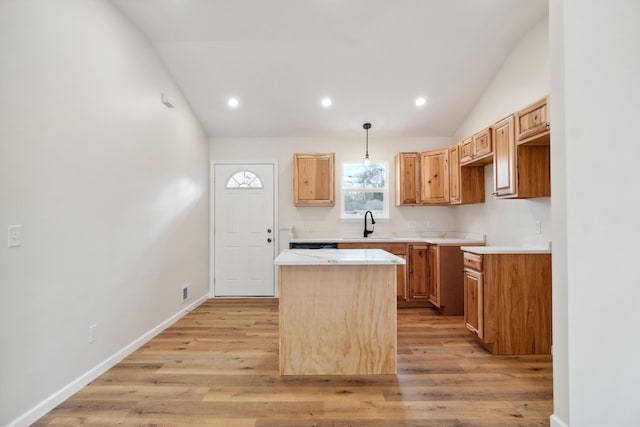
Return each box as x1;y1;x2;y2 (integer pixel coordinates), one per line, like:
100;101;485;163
8;225;22;247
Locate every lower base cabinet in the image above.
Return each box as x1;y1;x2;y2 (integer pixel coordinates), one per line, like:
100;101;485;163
407;245;429;301
463;251;552;355
427;245;478;315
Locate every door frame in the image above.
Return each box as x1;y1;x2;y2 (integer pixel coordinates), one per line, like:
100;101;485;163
210;160;279;298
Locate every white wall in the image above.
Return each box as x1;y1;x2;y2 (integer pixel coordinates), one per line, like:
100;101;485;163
0;1;209;425
552;1;640;426
549;0;568;425
453;17;551;246
210;136;458;244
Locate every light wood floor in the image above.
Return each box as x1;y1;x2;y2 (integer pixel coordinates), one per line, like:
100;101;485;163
35;299;553;426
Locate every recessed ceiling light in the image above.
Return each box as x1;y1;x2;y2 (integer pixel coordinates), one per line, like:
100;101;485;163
415;97;427;107
228;98;239;108
321;98;332;108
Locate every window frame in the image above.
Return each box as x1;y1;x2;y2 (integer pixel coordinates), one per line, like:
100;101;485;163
225;170;264;189
340;161;390;220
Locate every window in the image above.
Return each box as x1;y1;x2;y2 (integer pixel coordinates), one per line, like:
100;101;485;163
225;170;263;189
341;162;389;219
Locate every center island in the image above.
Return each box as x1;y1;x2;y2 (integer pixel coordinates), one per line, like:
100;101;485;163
274;248;405;375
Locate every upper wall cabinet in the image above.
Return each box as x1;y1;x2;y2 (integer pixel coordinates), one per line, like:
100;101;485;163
460;127;493;166
421;149;450;204
293;153;335;206
450;144;485;205
396;149;484;206
515;96;550;145
492;114;550;199
395;152;421;206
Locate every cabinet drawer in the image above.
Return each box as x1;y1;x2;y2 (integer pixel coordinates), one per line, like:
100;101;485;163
463;252;483;271
516;97;550;144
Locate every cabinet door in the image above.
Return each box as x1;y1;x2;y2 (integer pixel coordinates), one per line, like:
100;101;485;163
448;145;461;205
408;245;429;300
464;269;483;339
420;149;449;204
459;137;474;164
492;115;516;197
516;96;550;144
293;153;335;206
395;152;421;206
396;254;407;300
473;128;492;158
427;245;440;306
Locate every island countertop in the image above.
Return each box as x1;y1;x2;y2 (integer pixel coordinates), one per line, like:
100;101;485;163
274;249;406;265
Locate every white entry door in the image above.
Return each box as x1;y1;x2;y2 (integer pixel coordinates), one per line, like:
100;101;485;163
213;163;276;296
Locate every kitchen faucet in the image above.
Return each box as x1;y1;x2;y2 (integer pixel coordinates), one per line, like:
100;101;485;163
363;210;375;238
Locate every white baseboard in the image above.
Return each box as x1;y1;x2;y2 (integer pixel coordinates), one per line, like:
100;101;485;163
550;414;569;427
7;294;209;427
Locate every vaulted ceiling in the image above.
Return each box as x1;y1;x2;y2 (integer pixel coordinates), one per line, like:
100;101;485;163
112;0;548;138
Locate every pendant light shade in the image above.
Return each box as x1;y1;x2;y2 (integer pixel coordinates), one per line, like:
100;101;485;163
363;122;372;166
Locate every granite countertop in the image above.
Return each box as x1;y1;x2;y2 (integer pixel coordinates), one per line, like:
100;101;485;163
460;245;552;255
274;249;407;265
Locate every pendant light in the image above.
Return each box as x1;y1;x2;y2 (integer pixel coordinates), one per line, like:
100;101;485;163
363;122;372;166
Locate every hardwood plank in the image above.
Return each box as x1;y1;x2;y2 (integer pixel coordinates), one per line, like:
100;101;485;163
35;298;552;426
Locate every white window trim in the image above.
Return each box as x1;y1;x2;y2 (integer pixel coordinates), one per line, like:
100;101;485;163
340;161;390;220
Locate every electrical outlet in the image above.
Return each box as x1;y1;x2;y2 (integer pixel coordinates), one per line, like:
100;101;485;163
182;283;192;302
89;324;97;344
535;221;542;234
407;221;416;229
8;225;22;247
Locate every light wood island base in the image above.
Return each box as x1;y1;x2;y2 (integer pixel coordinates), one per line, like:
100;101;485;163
279;264;397;375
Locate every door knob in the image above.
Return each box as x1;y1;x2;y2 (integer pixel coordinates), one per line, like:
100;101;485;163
267;238;272;243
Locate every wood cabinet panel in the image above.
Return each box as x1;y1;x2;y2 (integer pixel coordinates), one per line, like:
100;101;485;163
459;137;474;164
448;145;461;204
463;252;483;271
464;268;483;339
408;245;429;300
463;251;552;355
492;115;517;197
427;245;439;306
430;245;482;316
420;149;449;204
396;254;407;300
279;264;397;375
492;113;550;199
395;152;421;206
472;128;492;160
338;242;408;302
293;153;335;206
460;128;493;167
514;145;551;198
516;96;550;145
